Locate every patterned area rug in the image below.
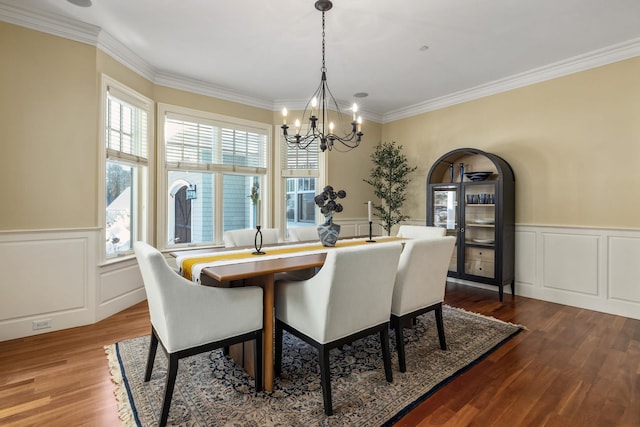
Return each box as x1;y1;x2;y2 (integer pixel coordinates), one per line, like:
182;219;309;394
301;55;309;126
106;306;524;426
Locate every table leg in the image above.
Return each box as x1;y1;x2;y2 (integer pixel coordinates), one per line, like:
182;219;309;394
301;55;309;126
261;274;275;392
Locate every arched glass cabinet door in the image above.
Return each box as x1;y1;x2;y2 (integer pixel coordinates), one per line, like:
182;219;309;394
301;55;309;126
429;184;459;273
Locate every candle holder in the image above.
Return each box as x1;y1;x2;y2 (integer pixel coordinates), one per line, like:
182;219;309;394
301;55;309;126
366;221;376;242
253;225;266;255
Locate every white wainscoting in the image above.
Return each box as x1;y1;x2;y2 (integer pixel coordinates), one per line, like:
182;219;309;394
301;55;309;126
401;221;640;320
334;219;385;239
514;225;640;320
1;223;638;341
0;228;146;341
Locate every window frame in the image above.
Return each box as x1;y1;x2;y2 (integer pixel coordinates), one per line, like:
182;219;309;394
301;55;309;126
275;127;327;239
157;103;272;250
99;74;154;263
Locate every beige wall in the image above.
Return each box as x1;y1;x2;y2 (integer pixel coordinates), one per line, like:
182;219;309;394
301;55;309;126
0;23;376;231
1;23;99;229
2;22;638;232
328;119;382;219
383;57;640;229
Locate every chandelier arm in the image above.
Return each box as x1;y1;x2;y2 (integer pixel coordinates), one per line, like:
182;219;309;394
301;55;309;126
280;0;362;153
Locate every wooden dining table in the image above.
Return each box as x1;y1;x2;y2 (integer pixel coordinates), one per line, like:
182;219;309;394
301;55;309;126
172;236;404;392
172;244;328;392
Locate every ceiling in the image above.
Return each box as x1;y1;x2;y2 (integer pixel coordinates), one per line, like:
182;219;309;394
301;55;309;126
2;0;639;121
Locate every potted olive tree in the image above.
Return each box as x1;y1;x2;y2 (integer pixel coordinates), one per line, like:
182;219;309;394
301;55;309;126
364;141;417;236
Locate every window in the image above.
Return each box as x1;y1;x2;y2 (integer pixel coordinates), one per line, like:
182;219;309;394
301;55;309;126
159;104;271;248
278;131;325;239
101;76;153;259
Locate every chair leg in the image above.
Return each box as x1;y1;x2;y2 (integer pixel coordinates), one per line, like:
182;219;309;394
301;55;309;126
254;333;263;392
435;304;447;350
392;317;407;373
159;354;179;427
274;321;283;377
380;326;393;382
144;331;159;382
319;346;333;416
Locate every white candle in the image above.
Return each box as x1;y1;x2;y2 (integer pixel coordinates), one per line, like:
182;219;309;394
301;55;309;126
257;200;262;227
281;107;287;125
368;201;372;222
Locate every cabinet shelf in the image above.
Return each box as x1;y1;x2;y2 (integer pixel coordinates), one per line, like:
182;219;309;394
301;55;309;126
426;147;515;301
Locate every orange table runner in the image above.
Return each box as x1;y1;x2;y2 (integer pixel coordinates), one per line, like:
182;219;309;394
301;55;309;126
179;237;405;281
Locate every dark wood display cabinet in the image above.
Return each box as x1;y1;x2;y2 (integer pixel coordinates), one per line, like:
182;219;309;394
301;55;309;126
426;148;515;301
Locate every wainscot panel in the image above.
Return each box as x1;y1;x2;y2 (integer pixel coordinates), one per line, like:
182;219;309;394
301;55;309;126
513;225;639;320
0;229;97;341
97;257;147;321
542;232;599;295
2;223;638;341
608;234;640;304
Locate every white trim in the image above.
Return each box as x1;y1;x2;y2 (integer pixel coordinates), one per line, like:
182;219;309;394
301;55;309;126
97;30;156;82
156;103;273;249
382;38;640;123
1;4;637;124
100;74;155;261
155;71;274;111
0;1;99;45
1;223;638;341
274;131;328;241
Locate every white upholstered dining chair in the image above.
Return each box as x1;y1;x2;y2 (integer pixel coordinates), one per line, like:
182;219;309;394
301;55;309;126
390;236;456;372
133;242;263;427
288;226;319;242
396;224;446;239
223;227;279;247
274;242;403;415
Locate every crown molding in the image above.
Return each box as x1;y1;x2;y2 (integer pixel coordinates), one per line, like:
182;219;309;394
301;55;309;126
0;1;99;45
154;71;274;110
0;2;276;111
382;37;640;123
1;3;637;125
96;30;156;82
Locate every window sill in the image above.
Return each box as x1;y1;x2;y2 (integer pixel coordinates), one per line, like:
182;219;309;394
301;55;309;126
100;252;136;267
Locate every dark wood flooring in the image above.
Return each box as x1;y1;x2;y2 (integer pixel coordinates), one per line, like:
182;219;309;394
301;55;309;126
1;283;638;426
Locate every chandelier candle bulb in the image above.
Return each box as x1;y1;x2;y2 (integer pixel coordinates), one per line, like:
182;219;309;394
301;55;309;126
311;97;318;117
352;103;358;120
295;119;301;134
357;116;362;133
282;107;287;125
329;122;334;132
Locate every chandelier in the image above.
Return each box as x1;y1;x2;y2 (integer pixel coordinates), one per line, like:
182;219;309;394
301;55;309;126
281;0;363;152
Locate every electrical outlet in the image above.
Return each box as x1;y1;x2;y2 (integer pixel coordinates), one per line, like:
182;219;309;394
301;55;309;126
32;319;52;330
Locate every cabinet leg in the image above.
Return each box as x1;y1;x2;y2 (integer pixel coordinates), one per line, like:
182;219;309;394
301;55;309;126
511;280;515;297
499;284;504;302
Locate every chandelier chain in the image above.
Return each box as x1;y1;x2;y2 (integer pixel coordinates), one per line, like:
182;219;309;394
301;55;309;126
321;12;326;71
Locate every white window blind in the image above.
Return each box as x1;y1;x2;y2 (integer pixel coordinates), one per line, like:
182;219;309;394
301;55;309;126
106;89;148;164
165;114;267;173
281;131;320;175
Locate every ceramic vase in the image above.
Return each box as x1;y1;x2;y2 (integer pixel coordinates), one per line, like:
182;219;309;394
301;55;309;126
317;215;341;247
